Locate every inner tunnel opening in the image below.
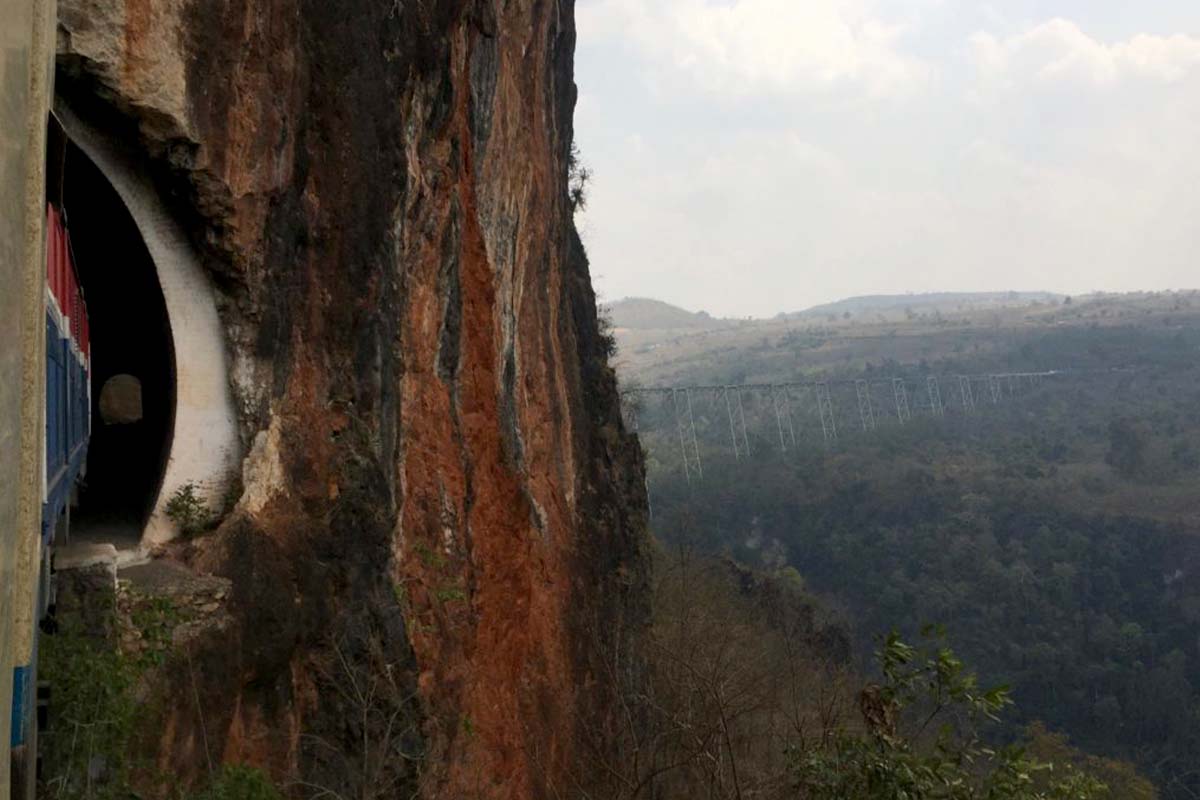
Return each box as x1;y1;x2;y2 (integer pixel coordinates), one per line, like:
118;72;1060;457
63;141;176;546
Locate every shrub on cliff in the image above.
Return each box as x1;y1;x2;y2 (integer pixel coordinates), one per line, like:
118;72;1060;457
597;307;619;359
40;621;139;800
191;765;282;800
568;141;592;213
165;482;215;536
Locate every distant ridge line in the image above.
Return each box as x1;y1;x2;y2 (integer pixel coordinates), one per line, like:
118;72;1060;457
605;291;1067;327
786;291;1063;319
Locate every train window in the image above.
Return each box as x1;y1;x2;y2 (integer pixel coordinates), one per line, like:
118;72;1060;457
98;374;142;425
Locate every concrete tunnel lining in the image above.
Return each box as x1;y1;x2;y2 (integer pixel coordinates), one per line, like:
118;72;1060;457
67;144;176;538
56;102;240;548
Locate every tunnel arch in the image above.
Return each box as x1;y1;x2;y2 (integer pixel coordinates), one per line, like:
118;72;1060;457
56;103;240;548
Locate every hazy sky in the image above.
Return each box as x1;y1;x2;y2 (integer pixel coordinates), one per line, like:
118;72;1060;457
574;1;1200;318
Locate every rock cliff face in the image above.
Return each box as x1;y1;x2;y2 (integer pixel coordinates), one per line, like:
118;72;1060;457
54;1;648;797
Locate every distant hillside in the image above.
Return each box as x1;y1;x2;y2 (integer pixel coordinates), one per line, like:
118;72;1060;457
604;297;727;330
789;291;1062;318
621;288;1200;797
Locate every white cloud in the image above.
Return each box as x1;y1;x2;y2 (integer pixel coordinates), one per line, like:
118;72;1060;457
969;19;1200;90
578;0;932;98
575;3;1200;317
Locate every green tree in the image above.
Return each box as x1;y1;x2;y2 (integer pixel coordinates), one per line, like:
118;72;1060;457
1024;724;1156;800
794;630;1108;800
191;765;282;800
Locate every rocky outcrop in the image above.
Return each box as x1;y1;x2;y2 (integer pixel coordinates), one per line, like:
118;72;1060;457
53;1;648;797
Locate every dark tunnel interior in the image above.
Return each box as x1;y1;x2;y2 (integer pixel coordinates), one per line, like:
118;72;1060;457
63;142;176;542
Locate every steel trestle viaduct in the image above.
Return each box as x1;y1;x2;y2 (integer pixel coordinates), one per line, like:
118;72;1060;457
621;372;1057;486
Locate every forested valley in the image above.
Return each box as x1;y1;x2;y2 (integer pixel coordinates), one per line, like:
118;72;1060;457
614;292;1200;798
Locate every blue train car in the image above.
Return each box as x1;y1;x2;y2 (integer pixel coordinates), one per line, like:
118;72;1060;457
6;204;91;799
41;204;91;546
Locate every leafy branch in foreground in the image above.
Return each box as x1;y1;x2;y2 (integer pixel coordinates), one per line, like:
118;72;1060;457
794;627;1109;800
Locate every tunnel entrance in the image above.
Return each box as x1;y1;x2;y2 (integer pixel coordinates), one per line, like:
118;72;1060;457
63;142;176;546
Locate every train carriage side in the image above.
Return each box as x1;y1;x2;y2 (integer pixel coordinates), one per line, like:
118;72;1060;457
7;206;91;799
42;205;91;546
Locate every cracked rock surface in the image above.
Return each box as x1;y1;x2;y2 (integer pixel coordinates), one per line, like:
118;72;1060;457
54;1;649;797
